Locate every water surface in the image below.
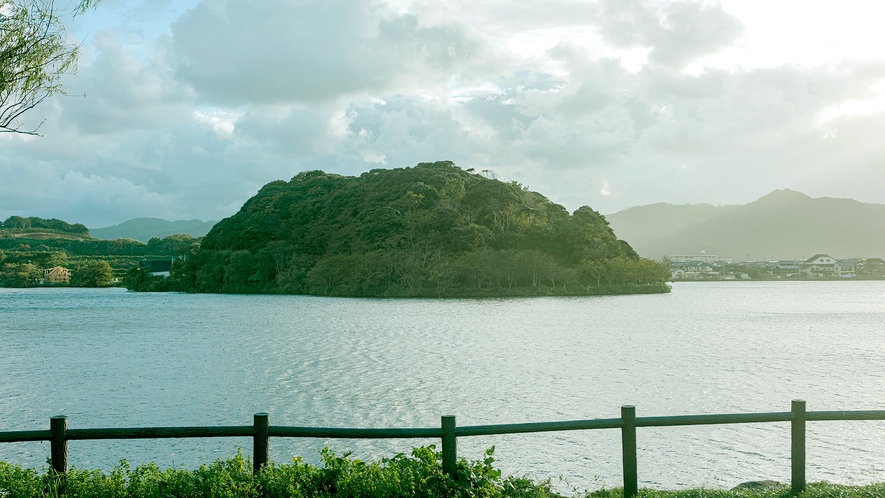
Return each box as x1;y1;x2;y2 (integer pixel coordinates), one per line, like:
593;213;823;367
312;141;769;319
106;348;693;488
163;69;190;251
1;282;883;490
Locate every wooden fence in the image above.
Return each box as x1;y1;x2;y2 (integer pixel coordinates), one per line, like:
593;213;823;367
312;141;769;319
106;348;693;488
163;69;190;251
2;400;885;497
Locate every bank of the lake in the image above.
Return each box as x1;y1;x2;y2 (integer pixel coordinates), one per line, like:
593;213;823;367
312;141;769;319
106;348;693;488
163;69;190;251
1;282;884;492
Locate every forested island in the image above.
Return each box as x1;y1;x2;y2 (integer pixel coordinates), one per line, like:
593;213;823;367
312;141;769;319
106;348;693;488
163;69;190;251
127;162;669;297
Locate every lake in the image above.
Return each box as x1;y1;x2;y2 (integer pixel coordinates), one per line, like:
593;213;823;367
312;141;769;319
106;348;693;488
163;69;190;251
1;281;884;491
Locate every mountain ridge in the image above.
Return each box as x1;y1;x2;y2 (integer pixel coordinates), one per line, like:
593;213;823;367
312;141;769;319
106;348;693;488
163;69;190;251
606;190;885;261
90;218;217;243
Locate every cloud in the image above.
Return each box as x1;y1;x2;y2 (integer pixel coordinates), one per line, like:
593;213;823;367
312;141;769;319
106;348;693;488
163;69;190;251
169;0;487;105
340;95;479;167
5;0;885;228
0;162;178;227
598;0;745;69
232;106;336;158
61;31;191;135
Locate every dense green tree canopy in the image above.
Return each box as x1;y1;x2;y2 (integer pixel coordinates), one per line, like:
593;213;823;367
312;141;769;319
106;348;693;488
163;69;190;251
0;230;198;256
1;215;88;234
70;259;113;287
149;162;668;297
0;261;39;286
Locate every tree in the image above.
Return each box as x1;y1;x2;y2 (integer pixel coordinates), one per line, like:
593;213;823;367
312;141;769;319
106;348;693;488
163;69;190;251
1;261;39;286
1;0;98;134
2;215;29;228
71;259;113;287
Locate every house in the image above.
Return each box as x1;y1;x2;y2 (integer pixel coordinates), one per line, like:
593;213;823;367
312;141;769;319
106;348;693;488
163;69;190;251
679;260;710;279
864;258;885;276
802;254;836;277
42;266;70;284
835;259;860;278
699;262;719;278
683;260;703;273
138;259;174;277
770;260;801;277
670;261;687;280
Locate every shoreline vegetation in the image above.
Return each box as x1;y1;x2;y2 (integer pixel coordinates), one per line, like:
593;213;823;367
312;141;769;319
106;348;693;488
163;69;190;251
1;448;883;498
0;216;201;288
123;162;670;298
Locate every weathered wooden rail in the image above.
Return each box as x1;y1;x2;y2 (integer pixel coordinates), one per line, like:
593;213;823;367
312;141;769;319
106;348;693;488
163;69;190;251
2;400;885;497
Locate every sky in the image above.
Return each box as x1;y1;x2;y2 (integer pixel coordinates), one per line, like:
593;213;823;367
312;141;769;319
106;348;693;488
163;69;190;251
2;0;885;228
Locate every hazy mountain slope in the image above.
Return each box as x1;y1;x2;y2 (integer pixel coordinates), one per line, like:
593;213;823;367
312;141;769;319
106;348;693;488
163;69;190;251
603;202;737;247
606;189;885;260
90;218;217;242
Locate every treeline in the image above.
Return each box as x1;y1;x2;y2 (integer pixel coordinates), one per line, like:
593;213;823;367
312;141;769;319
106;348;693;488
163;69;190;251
0;252;114;287
131;247;668;297
0;234;200;288
0;233;198;256
128;162;669;297
1;216;88;235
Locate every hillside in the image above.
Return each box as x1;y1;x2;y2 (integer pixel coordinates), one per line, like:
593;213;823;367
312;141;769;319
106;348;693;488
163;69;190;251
0;216;200;288
606;189;885;260
131;162;669;296
90;218;217;242
1;216;89;236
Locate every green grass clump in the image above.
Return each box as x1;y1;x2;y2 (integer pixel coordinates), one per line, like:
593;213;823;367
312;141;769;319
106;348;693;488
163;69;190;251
2;446;885;498
0;446;561;497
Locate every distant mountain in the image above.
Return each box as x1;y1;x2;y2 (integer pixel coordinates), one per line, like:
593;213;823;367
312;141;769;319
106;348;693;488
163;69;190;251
606;189;885;261
90;218;217;242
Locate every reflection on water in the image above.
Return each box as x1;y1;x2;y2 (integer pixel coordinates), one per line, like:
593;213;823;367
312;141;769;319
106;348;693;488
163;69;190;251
1;282;884;491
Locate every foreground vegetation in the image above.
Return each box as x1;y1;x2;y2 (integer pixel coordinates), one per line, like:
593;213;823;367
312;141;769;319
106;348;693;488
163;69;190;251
127;162;669;297
0;447;882;498
0;447;560;498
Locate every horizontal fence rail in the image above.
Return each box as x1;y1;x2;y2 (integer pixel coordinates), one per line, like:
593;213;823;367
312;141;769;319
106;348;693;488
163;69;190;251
3;401;885;498
267;427;444;439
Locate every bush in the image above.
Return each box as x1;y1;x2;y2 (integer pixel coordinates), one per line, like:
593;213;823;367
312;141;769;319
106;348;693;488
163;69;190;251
5;448;882;497
0;446;563;498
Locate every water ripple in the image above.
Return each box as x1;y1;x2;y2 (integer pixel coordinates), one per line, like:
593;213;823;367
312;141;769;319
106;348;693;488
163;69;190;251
1;283;884;491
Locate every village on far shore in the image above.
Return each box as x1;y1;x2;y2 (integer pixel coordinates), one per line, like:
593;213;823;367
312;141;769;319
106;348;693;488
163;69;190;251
669;253;885;280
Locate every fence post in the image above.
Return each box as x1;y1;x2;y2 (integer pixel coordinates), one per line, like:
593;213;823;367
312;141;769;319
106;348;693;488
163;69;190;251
621;405;638;498
441;415;457;479
791;399;806;494
253;412;269;474
50;415;68;474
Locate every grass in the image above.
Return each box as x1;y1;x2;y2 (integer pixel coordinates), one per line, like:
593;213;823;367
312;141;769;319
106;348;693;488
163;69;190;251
1;446;883;497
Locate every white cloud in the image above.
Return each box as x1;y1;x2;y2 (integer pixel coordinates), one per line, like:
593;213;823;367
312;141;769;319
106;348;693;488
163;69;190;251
599;180;612;196
169;0;489;105
193;109;242;137
596;0;745;69
818;80;885;122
